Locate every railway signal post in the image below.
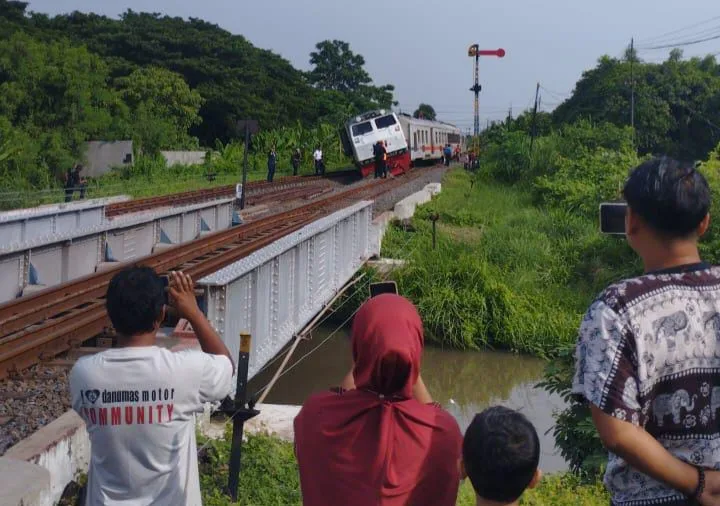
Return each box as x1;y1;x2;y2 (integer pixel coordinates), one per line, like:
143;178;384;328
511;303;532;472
467;45;506;136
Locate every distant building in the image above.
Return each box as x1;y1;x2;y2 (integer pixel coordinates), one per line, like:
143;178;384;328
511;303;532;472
83;141;134;178
160;151;207;167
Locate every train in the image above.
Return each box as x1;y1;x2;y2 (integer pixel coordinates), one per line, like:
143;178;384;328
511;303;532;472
340;109;465;177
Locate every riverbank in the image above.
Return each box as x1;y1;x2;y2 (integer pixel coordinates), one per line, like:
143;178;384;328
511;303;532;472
198;430;609;505
376;168;637;355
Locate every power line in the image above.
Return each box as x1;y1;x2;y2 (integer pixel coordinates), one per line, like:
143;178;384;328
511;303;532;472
638;31;720;51
635;15;720;45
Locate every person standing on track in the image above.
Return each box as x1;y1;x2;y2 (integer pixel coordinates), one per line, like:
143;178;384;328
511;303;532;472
70;267;234;505
373;140;386;179
443;144;452;167
291;148;301;176
267;146;277;182
313;145;324;176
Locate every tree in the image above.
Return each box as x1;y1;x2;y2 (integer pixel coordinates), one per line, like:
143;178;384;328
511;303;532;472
308;40;372;93
552;52;720;159
118;66;203;152
413;104;436;120
308;40;396;113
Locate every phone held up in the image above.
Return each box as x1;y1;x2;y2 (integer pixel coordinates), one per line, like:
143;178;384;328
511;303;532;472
599;201;627;235
159;275;170;305
369;281;399;298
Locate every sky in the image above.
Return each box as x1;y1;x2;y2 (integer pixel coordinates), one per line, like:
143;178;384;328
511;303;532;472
26;0;720;133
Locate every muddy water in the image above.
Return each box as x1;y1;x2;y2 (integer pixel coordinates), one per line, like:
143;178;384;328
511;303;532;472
248;325;569;473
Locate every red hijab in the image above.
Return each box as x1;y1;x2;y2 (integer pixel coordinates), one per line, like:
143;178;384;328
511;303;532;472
294;294;462;506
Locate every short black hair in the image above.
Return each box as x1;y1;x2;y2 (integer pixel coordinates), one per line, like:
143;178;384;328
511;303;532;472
106;267;164;336
623;156;710;237
463;406;540;503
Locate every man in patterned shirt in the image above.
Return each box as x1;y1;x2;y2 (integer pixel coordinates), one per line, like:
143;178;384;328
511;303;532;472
573;157;720;506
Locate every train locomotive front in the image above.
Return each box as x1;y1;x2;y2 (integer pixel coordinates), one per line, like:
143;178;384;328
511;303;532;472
341;110;411;177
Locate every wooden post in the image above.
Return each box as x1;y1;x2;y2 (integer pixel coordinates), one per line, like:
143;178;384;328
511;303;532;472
226;332;260;501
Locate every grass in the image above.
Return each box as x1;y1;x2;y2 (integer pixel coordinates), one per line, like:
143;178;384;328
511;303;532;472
0;160;350;210
198;430;608;505
379;169;639;355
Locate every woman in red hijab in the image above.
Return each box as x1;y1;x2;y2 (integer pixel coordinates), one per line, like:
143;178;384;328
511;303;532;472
294;294;463;506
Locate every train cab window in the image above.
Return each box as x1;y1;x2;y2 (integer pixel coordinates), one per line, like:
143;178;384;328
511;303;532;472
374;115;397;129
351;122;373;136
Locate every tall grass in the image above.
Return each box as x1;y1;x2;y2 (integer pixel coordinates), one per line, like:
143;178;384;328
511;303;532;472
381;170;639;356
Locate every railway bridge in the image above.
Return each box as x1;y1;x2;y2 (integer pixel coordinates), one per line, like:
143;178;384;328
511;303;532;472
0;168;444;506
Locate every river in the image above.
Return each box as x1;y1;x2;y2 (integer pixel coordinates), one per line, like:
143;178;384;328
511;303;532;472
248;325;569;473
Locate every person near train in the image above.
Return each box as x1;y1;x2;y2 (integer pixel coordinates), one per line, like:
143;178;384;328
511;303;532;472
573;157;720;506
294;294;462;506
69;267;234;505
373;140;386;179
267;146;277;182
462;406;542;506
443;145;452;167
64;164;87;202
291;148;301;176
313;146;324;175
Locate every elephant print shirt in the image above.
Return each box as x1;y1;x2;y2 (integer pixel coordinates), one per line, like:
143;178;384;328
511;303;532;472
573;263;720;506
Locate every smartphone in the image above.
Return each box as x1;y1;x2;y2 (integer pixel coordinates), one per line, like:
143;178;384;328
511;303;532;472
370;281;398;298
599;202;627;235
159;275;170;305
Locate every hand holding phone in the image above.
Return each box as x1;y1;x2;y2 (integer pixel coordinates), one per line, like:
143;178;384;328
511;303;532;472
167;271;203;321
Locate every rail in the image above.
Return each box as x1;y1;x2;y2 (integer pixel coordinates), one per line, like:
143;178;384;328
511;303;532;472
0;169;428;379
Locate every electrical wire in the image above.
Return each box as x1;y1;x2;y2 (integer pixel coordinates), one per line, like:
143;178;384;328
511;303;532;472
638;31;720;51
635;15;720;46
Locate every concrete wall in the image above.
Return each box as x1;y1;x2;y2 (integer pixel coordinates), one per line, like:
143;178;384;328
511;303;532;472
161;151;207;167
84;141;134;178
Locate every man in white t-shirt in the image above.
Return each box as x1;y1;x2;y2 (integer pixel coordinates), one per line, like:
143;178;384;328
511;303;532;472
313;146;324;176
70;268;234;505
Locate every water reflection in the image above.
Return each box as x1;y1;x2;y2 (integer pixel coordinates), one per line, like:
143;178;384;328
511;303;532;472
248;326;568;473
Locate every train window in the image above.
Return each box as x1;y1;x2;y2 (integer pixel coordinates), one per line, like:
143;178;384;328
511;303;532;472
413;132;418;150
374;115;397;129
351;122;373;136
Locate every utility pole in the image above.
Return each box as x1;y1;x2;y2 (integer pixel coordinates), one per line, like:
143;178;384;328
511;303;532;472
530;82;540;151
468;45;506;136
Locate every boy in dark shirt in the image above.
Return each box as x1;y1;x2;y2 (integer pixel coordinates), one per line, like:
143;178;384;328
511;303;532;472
462;406;542;506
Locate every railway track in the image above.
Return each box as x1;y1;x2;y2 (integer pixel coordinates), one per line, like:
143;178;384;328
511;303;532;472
104;169;359;217
0;169;427;380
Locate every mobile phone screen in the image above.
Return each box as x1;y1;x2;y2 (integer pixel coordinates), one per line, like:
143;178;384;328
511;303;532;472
369;281;398;298
159;275;170;305
599;202;627;235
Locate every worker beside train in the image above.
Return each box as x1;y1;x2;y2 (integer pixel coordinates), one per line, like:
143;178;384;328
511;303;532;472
373;140;387;179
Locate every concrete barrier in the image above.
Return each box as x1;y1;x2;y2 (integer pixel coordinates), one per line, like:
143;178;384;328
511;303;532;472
0;457;51;506
393;189;433;220
4;411;90;506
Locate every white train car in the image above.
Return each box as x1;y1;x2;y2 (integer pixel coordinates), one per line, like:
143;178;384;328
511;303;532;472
341;110;411;177
396;113;464;164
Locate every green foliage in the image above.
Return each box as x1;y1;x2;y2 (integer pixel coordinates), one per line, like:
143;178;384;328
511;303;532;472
552;52;720;159
378;170;633;356
197;429;607;505
198;429;301;506
308;39;395;111
413;103;437;121
118;66;203;153
456;474;609;505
